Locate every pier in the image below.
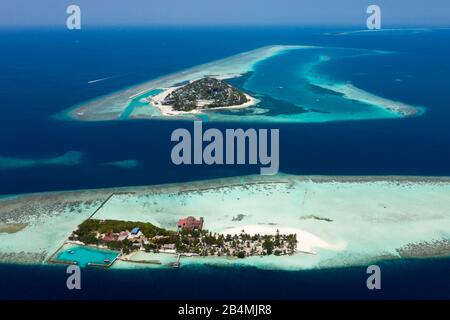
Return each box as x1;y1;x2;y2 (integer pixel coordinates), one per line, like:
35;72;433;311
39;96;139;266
172;254;181;268
117;257;162;265
88;191;135;220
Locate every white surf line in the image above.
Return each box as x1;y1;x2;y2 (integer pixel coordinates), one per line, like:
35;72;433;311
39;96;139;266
87;77;114;84
335;28;431;36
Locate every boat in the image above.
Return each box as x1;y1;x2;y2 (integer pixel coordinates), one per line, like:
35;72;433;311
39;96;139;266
69;250;75;254
104;259;110;263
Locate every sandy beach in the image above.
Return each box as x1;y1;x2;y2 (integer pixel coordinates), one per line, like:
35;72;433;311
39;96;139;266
58;44;425;123
60;45;309;121
148;84;258;116
222;225;347;254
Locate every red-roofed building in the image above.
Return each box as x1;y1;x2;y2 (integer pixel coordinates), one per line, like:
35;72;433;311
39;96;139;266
177;216;204;231
102;231;118;242
117;231;129;241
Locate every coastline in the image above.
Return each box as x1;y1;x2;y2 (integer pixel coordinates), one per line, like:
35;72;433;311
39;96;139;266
61;45;305;122
1;174;450;270
57;44;425;123
148;84;259;116
221;225;347;254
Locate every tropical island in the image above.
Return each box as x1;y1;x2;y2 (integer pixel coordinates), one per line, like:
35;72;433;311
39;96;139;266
2;174;450;270
65;216;298;264
61;45;424;123
148;77;257;115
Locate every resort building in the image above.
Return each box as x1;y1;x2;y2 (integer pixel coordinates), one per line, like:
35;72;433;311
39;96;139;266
102;231;118;242
127;227;142;239
117;231;129;241
161;243;176;251
177;216;204;231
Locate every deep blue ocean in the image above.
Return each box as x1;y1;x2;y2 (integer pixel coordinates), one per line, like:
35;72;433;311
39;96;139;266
2;258;450;300
0;26;450;299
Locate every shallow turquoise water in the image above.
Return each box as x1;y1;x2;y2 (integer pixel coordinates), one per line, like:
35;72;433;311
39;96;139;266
2;28;449;195
119;89;162;120
240;47;397;122
1;27;450;299
55;245;119;267
195;46;405;123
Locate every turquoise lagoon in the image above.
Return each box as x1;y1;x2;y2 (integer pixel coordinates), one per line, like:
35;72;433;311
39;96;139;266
217;47;419;122
66;46;423;123
118;88;163;120
54;245;119;267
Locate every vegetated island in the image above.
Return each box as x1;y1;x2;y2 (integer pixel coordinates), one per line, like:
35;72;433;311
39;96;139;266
148;77;257;115
65;217;297;265
61;45;424;122
3;174;450;270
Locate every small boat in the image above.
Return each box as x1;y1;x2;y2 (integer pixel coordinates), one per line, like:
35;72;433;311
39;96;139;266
104;259;110;263
69;250;75;254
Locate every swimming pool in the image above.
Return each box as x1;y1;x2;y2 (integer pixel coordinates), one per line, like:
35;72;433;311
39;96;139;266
54;245;120;267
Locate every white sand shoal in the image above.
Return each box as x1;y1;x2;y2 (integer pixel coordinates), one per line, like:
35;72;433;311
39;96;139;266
222;225;347;253
321;83;422;117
